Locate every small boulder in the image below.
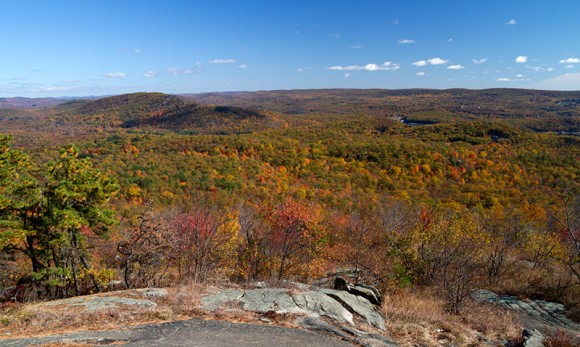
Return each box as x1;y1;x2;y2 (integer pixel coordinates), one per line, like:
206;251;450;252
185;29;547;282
522;329;545;347
320;289;385;330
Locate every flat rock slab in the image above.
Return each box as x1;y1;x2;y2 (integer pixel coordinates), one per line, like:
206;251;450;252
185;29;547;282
297;317;397;347
34;295;157;311
1;318;356;347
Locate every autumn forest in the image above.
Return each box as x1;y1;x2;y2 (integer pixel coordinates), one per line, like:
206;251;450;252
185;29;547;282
0;88;578;320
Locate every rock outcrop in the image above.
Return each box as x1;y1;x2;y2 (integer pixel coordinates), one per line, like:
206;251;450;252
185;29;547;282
31;287;168;312
472;289;579;331
334;277;382;306
296;316;397;347
202;285;392;346
203;288;355;324
472;289;580;345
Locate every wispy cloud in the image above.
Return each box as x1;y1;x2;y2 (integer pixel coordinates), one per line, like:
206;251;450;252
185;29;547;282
472;58;487;64
133;48;143;54
559;57;580;64
37;86;78;92
327;61;400;71
238;64;247;69
104;72;126;78
208;59;237;64
412;60;427;67
447;65;464;70
515;56;528;63
167;67;193;75
144;70;158;78
525;65;544;72
350;45;362;49
566;65;574;69
505;18;517;25
496;77;512;82
416;72;425;76
398;39;415;44
533;72;580;90
329;33;341;39
0;82;111;95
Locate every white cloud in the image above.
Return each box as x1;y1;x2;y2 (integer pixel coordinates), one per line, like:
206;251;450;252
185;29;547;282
547;67;555;71
330;33;341;39
133;48;143;54
559;57;580;64
398;39;415;44
472;58;487;64
412;60;427;66
566;65;574;69
350;45;362;49
515;56;528;63
143;70;158;78
297;68;305;73
412;58;448;66
447;64;464;70
416;72;425;76
533;72;580;90
427;57;448;65
104;72;126;78
344;73;351;78
238;64;247;69
505;18;517;25
167;67;193;75
208;59;237;64
516;74;524;78
496;77;512;82
327;61;400;71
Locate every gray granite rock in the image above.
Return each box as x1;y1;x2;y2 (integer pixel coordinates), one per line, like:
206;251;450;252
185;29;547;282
34;295;157;311
522;329;545;347
296;317;398;347
472;289;579;331
201;289;245;311
202;288;354;324
320;288;385;330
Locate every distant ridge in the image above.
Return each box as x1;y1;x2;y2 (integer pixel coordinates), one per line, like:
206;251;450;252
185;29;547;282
0;97;73;109
50;92;279;134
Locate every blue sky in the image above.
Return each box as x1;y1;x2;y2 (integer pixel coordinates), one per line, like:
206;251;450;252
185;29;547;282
1;0;579;97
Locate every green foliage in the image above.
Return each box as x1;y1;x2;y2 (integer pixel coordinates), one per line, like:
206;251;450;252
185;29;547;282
0;139;118;298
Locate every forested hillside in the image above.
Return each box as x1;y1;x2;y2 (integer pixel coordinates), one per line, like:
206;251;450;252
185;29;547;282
1;89;578;330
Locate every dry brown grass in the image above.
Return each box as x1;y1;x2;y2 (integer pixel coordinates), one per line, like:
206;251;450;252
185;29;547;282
0;282;301;341
543;330;578;347
0;283;214;339
382;287;522;346
29;342;127;347
1;282;528;345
